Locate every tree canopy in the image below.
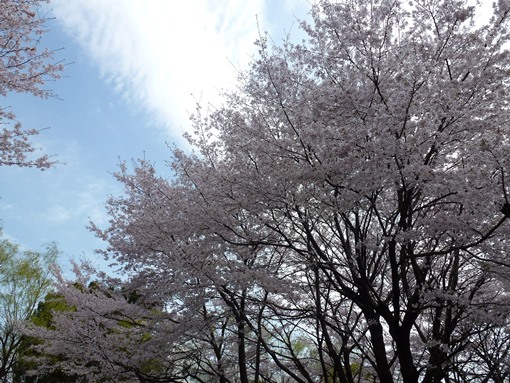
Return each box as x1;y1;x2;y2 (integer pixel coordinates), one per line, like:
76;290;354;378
26;1;510;382
0;0;64;169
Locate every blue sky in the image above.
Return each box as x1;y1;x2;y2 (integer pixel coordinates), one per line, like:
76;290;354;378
0;1;311;270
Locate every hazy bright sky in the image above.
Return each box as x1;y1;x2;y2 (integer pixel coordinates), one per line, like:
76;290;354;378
0;1;312;270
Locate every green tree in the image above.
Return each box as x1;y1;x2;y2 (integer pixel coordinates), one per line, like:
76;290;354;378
0;235;57;383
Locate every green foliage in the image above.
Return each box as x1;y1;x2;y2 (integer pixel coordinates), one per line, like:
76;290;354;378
29;291;74;329
0;239;58;324
0;234;59;382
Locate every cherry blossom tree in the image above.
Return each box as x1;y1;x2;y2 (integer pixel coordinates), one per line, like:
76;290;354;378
0;0;64;169
26;0;510;382
23;265;197;383
13;290;82;383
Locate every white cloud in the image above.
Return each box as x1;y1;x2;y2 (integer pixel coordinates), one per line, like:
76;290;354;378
283;0;314;14
46;188;109;226
0;203;13;212
52;0;267;138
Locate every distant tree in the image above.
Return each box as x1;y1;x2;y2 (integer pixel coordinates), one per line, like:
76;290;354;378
0;0;64;169
12;291;82;383
23;267;196;383
0;235;57;382
26;1;510;382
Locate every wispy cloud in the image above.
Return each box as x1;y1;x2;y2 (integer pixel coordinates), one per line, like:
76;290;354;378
52;0;267;139
45;183;111;226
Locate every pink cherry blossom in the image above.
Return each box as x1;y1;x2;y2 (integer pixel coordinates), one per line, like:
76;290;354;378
0;0;64;169
25;1;510;382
